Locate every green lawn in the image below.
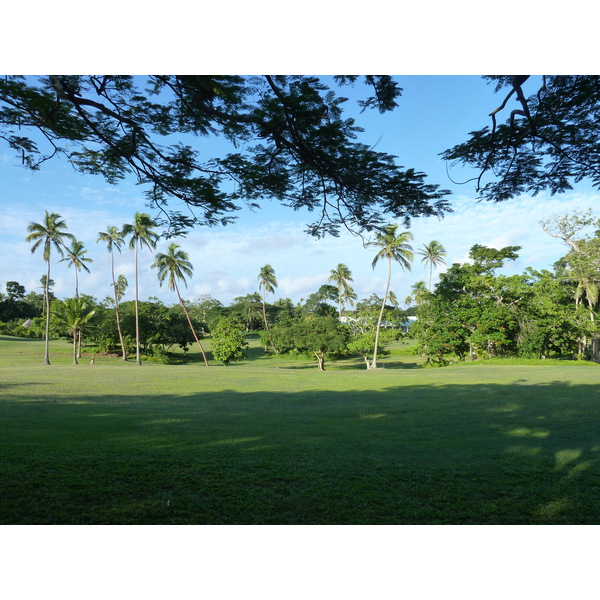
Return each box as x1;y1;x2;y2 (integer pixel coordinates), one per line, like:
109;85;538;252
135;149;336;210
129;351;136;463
1;334;600;524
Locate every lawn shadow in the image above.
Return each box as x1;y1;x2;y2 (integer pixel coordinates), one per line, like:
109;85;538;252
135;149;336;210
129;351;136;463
1;377;600;524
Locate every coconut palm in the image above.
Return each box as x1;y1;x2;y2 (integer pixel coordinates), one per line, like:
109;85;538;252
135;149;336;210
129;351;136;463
60;239;93;298
417;240;447;291
97;226;128;360
368;224;413;369
122;213;159;365
25;211;75;365
328;263;357;316
258;264;278;329
258;264;279;353
405;280;428;307
152;243;209;367
54;298;96;365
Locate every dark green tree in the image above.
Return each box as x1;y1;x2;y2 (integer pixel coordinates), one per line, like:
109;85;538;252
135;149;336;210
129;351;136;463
1;76;450;237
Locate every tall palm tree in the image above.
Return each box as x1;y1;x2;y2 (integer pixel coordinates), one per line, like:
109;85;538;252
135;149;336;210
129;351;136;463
25;211;75;365
417;240;447;291
258;264;279;353
60;239;93;298
122;213;159;365
369;224;413;369
258;264;278;330
328;263;356;316
152;243;209;367
97;226;128;360
54;298;96;365
60;239;93;358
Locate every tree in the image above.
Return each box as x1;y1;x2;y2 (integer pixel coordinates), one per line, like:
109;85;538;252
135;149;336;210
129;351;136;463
60;239;93;298
25;211;75;364
1;76;450;237
53;297;96;364
5;281;25;301
442;76;600;203
328;263;356;315
97;226;128;360
211;316;248;366
405;280;428;308
152;243;209;366
417;240;447;291
270;316;349;371
368;224;413;368
122;212;159;365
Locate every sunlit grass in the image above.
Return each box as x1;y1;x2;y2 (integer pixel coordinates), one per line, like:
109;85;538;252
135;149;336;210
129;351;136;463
1;334;600;524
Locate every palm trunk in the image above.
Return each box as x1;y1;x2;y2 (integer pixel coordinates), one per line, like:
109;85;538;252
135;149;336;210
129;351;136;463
372;257;391;369
73;330;79;365
43;260;51;365
262;296;279;354
111;252;127;360
176;284;209;367
134;242;141;365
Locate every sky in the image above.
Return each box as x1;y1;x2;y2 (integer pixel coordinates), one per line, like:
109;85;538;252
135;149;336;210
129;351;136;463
1;75;598;308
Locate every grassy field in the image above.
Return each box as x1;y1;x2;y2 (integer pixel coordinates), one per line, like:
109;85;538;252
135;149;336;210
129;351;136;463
1;334;600;524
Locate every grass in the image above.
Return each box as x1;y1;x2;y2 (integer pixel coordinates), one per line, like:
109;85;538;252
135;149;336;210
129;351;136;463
1;334;600;524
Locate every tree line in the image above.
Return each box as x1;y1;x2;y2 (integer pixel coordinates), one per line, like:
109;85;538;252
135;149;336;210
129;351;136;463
4;208;600;369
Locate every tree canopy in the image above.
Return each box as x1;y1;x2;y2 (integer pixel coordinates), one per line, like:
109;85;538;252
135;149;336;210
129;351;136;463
442;76;600;202
0;75;451;237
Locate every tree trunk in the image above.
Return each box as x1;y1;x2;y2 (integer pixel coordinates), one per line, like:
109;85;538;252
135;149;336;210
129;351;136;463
176;285;209;367
73;331;78;365
43;260;51;365
134;243;141;365
262;297;279;354
315;351;325;371
372;257;391;369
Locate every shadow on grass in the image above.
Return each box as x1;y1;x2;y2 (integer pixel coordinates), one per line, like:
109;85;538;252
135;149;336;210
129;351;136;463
1;379;599;525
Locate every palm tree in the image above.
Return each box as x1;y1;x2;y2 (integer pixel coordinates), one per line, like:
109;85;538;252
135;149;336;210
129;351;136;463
60;239;93;298
258;264;278;329
122;213;159;365
97;226;128;360
54;298;96;364
152;243;209;367
258;264;279;353
25;211;75;365
417;240;447;291
369;224;413;369
405;280;428;308
60;239;93;358
328;263;357;316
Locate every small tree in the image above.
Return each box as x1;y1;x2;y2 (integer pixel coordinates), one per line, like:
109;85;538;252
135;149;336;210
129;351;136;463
53;298;96;364
211;317;248;366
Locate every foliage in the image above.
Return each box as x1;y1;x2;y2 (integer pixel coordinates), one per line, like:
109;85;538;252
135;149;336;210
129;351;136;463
211;316;248;365
270;316;350;371
443;76;600;205
0;75;451;237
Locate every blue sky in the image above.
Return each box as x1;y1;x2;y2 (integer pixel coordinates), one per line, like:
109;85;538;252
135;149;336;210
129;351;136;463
1;75;597;307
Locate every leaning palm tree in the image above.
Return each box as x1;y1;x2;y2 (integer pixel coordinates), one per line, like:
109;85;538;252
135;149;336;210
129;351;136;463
54;298;96;365
97;226;128;360
152;243;209;367
122;213;159;365
25;211;75;365
328;263;356;316
258;264;278;330
417;240;447;291
258;264;279;353
368;224;413;369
